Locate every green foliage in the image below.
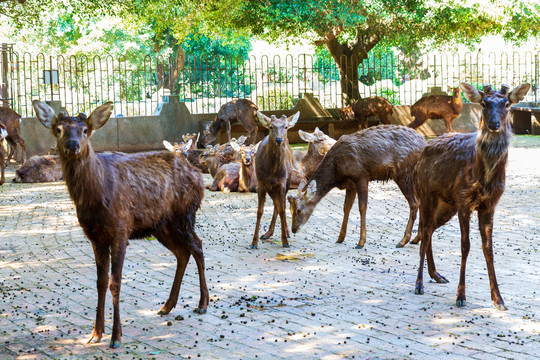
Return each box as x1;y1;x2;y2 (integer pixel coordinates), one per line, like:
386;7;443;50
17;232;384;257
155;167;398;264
256;89;294;111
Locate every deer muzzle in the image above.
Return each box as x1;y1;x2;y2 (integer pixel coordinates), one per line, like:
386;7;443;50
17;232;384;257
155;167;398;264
65;140;81;155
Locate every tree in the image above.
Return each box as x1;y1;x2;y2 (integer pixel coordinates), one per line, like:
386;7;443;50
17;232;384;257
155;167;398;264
186;0;540;105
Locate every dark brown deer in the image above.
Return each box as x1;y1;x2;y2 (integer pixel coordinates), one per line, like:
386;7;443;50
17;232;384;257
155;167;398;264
230;141;260;193
295;127;336;179
251;111;299;249
0;107;27;164
338;96;393;130
413;83;530;310
14;155;63;183
202;99;259;146
0;122;7;185
32;100;209;348
288;125;426;248
408;86;463;132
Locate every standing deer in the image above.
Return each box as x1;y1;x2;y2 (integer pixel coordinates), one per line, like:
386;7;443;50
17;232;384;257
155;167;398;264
230;141;260;193
413;83;530;310
202;99;259;146
0;123;7;185
408;86;463;132
0;107;27;164
251;112;299;249
32;100;209;348
288;125;426;248
338;96;393;130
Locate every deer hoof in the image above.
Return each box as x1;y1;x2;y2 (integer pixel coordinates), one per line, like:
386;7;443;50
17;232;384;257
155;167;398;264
415;286;424;295
434;273;449;284
157;307;171;316
456;299;466;307
194;307;207;315
395;243;405;248
250;244;258;249
495;303;507;311
282;243;290;248
109;340;121;349
354;244;364;249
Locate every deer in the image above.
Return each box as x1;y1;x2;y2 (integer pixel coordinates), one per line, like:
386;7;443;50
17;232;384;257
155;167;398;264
230;141;260;193
32;100;209;348
163;138;208;173
413;83;530;310
408;86;463;132
0;107;27;165
295;127;336;180
338;96;393;130
287;125;426;249
201;99;259;146
251;111;299;249
0;123;7;185
13;155;63;183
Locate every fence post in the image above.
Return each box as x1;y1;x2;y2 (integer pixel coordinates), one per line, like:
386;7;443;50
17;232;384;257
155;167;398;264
0;43;14;108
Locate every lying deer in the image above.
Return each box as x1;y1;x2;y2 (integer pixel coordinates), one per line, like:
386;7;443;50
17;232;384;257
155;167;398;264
163;138;207;173
251;111;299;249
408;86;463;132
414;83;530;310
288;125;426;248
202;99;259;146
338;96;393;130
0;107;27;164
14;155;63;183
230;141;260;193
0;123;7;185
32;100;209;348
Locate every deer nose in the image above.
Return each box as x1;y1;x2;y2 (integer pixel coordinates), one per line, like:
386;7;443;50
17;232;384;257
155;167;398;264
66;140;80;152
275;138;283;144
488;120;500;131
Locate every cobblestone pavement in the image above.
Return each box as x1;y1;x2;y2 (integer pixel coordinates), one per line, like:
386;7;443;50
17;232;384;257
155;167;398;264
1;147;539;360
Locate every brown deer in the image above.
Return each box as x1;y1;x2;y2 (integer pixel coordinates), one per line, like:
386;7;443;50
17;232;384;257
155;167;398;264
0;123;7;185
408;86;463;132
251;111;299;249
287;125;426;248
413;83;530;310
230;141;260;193
163;139;207;173
338;96;393;130
202;99;259;146
295;127;336;179
0;107;27;164
14;155;63;183
32;100;209;348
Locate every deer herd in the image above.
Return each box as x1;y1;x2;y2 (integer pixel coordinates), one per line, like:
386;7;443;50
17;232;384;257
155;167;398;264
0;82;530;347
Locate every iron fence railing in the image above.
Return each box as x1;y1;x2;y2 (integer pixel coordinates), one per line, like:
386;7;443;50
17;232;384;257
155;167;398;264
1;48;538;117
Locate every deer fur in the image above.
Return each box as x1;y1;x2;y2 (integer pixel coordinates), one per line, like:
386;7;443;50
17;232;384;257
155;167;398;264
231;141;260;193
338;96;393;130
0;123;7;185
408;86;463;132
0;107;27;164
202;99;259;146
296;127;336;180
251;111;299;249
14;155;63;183
413;83;530;310
32;100;209;348
288;125;426;248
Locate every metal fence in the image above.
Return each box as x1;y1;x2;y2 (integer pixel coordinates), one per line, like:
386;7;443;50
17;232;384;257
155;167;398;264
1;46;538;117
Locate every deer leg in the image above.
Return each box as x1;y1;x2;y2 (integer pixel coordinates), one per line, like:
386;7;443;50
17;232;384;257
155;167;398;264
478;208;506;310
415;203;435;295
5;139;15;165
425;202;454;284
88;242;111;345
0;146;4;185
13;135;26;163
337;188;356;243
261;202;278;240
225;121;231;143
456;209;471;307
190;233;209;314
275;193;290;247
251;190;266;249
395;176;418;248
109;238;127;348
355;180;369;249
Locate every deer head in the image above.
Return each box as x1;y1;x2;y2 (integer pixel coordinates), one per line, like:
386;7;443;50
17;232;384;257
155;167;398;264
231;141;260;167
163;139;193;157
33;100;114;159
460;83;530;132
299;128;336;156
257;112;299;146
287;180;318;233
338;105;354;121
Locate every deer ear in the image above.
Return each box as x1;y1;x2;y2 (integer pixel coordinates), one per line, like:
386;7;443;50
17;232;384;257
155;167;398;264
237;135;247;145
32;100;57;129
256;111;272;129
298;130;312;142
185;138;193;150
230;141;241;152
88;101;114;131
288;112;300;128
305;180;317;200
287;194;297;206
163;140;175;152
298;179;307;192
508;83;531;104
460;83;483;103
254;140;261;153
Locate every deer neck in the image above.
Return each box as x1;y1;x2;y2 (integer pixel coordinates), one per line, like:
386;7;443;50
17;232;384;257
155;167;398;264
475;119;511;188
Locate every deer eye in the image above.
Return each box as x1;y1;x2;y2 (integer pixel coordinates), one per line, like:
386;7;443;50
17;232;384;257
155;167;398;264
83;128;88;135
55;127;62;135
481;101;486;108
505;101;510;108
297;209;302;214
